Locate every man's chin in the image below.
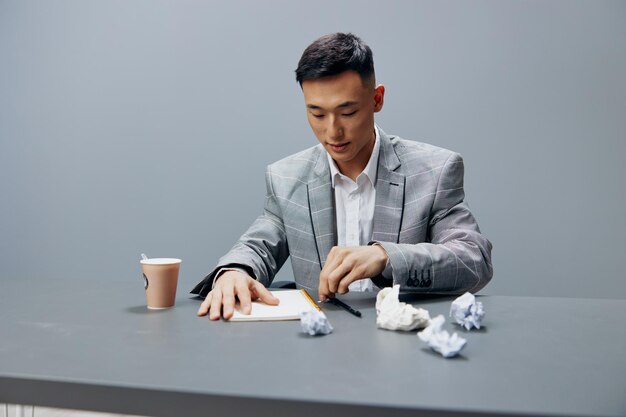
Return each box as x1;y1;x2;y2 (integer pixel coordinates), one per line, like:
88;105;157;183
328;151;353;162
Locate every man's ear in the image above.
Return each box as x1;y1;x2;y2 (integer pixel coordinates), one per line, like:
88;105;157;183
373;84;385;113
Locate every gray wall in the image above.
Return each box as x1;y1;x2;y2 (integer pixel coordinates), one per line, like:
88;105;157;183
1;0;625;299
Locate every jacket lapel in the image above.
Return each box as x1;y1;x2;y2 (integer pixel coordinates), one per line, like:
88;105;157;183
372;129;405;243
307;148;335;268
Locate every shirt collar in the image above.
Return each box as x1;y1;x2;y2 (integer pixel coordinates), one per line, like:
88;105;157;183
327;125;381;187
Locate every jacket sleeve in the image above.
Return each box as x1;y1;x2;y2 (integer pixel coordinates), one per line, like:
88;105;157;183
190;166;290;297
372;153;493;294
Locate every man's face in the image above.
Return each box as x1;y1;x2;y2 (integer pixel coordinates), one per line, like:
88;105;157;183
301;70;385;176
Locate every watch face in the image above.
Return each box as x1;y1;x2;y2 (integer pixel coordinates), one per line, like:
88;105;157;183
143;273;149;290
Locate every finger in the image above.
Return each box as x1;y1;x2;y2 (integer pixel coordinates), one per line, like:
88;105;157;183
337;267;363;294
197;292;213;316
248;282;260;301
209;289;223;321
221;288;237;320
328;260;352;284
327;258;354;294
319;248;342;301
327;250;356;294
235;282;253;315
254;281;279;305
318;270;329;302
322;247;344;274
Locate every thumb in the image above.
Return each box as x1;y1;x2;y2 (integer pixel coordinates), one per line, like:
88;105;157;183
254;282;280;305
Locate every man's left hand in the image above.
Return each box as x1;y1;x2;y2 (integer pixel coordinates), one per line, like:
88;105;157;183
318;245;388;301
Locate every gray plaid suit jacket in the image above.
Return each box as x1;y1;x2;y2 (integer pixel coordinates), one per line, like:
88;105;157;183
191;127;493;297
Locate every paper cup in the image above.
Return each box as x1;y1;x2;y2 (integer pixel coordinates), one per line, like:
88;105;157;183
140;258;181;309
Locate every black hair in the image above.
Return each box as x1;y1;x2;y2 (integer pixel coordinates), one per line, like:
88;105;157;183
295;32;375;87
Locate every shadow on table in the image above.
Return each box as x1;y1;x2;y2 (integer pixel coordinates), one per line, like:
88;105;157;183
458;325;488;334
125;297;198;314
420;347;469;360
125;306;172;315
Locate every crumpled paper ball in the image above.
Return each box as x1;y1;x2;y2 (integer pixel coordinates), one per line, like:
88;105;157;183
299;308;333;336
376;285;431;331
449;292;485;330
418;315;467;358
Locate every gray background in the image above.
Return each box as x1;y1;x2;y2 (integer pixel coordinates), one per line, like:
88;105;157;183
1;0;625;299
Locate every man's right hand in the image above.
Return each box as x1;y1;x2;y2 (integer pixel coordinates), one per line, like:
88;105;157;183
196;270;279;320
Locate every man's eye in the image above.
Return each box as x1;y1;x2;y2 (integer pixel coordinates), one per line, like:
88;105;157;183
342;111;357;117
312;114;324;118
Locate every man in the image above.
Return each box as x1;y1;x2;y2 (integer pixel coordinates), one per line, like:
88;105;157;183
193;32;493;320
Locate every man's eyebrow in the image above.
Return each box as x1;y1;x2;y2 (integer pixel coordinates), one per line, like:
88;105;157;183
306;101;358;110
336;101;358;108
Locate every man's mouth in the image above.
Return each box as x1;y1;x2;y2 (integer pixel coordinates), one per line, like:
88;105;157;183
328;142;350;152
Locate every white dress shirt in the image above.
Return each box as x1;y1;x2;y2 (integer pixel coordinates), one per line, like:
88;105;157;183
326;126;381;292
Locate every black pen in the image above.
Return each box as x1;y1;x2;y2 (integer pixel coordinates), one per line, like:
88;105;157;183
327;297;362;318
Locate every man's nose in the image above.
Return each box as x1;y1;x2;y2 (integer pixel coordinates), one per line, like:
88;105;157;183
327;117;343;141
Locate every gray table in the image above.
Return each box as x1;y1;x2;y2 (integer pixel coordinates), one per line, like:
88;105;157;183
1;276;625;417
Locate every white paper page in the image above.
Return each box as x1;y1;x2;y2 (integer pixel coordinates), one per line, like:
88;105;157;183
230;289;317;321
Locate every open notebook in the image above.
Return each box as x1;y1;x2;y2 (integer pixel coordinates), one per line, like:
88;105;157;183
230;289;320;321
